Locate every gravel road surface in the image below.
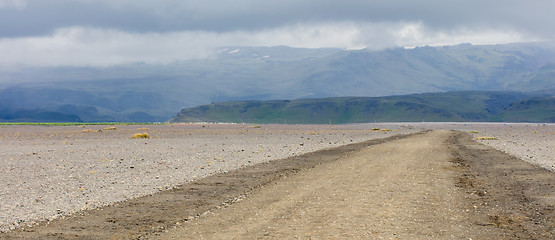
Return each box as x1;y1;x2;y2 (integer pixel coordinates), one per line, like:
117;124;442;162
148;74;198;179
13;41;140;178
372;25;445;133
0;123;417;232
1;129;552;239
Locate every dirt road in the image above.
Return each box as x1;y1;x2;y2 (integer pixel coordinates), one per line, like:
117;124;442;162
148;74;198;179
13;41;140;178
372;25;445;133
153;130;554;239
2;130;553;239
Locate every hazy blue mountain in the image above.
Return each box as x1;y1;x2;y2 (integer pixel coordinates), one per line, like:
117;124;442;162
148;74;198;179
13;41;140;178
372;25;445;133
0;107;82;122
1;43;555;122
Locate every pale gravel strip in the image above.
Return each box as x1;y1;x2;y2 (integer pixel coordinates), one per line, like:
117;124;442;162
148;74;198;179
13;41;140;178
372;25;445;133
0;123;419;232
468;124;554;172
410;122;554;172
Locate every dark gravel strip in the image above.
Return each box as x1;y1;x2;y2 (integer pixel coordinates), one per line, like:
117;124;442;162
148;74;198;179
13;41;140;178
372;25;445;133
449;131;555;239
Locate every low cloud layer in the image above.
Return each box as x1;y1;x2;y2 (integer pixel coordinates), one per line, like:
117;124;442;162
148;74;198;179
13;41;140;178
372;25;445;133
0;0;553;66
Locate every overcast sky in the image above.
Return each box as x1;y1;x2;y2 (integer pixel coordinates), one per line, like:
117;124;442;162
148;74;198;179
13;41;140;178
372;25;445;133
1;0;554;67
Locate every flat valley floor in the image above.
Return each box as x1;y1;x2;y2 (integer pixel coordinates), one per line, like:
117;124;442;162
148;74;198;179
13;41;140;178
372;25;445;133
1;128;553;239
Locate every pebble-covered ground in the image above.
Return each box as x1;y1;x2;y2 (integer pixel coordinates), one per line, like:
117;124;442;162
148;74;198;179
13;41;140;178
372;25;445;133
1;123;553;232
0;123;418;232
468;124;553;172
413;122;554;172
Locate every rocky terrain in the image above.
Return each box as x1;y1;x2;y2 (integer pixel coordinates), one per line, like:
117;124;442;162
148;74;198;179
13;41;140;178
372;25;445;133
0;123;417;232
0;122;552;234
418;122;554;171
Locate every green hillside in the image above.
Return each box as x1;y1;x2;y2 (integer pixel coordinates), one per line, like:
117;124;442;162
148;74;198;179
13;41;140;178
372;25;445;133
169;91;548;124
491;96;555;122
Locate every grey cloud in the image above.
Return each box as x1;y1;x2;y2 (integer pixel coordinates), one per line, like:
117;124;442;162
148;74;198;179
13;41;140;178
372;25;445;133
1;0;554;40
0;0;553;67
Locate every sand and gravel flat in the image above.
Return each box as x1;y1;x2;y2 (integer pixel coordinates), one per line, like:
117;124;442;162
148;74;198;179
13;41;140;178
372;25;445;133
0;122;553;237
0;123;417;232
148;129;552;239
414;122;554;171
154;130;483;239
3;129;550;239
468;124;554;171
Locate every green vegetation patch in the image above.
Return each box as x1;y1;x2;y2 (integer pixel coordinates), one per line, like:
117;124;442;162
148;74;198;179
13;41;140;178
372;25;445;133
0;122;167;126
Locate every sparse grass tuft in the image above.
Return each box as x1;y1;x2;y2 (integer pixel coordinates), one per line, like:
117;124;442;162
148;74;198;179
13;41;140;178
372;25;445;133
381;129;392;132
137;127;149;130
248;125;262;128
131;133;150;139
102;127;117;130
470;131;478;133
371;128;380;131
82;129;97;133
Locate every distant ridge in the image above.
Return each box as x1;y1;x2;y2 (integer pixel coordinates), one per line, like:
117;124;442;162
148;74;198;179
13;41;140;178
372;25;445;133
490;96;555;123
169;91;555;123
0;107;82;123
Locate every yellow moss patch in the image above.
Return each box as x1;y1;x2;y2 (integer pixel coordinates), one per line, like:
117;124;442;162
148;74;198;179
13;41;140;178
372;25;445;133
371;128;380;131
137;127;149;130
131;133;150;139
82;129;96;133
470;131;479;133
381;129;392;132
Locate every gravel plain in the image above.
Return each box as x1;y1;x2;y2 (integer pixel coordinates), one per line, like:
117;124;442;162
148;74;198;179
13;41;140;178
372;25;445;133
0;123;418;232
415;122;554;172
1;122;552;232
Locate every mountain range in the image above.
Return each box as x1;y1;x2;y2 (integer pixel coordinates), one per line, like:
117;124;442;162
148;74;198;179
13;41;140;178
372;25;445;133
1;42;554;122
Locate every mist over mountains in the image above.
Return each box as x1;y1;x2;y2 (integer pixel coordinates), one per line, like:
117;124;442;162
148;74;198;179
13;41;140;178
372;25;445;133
1;42;554;122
